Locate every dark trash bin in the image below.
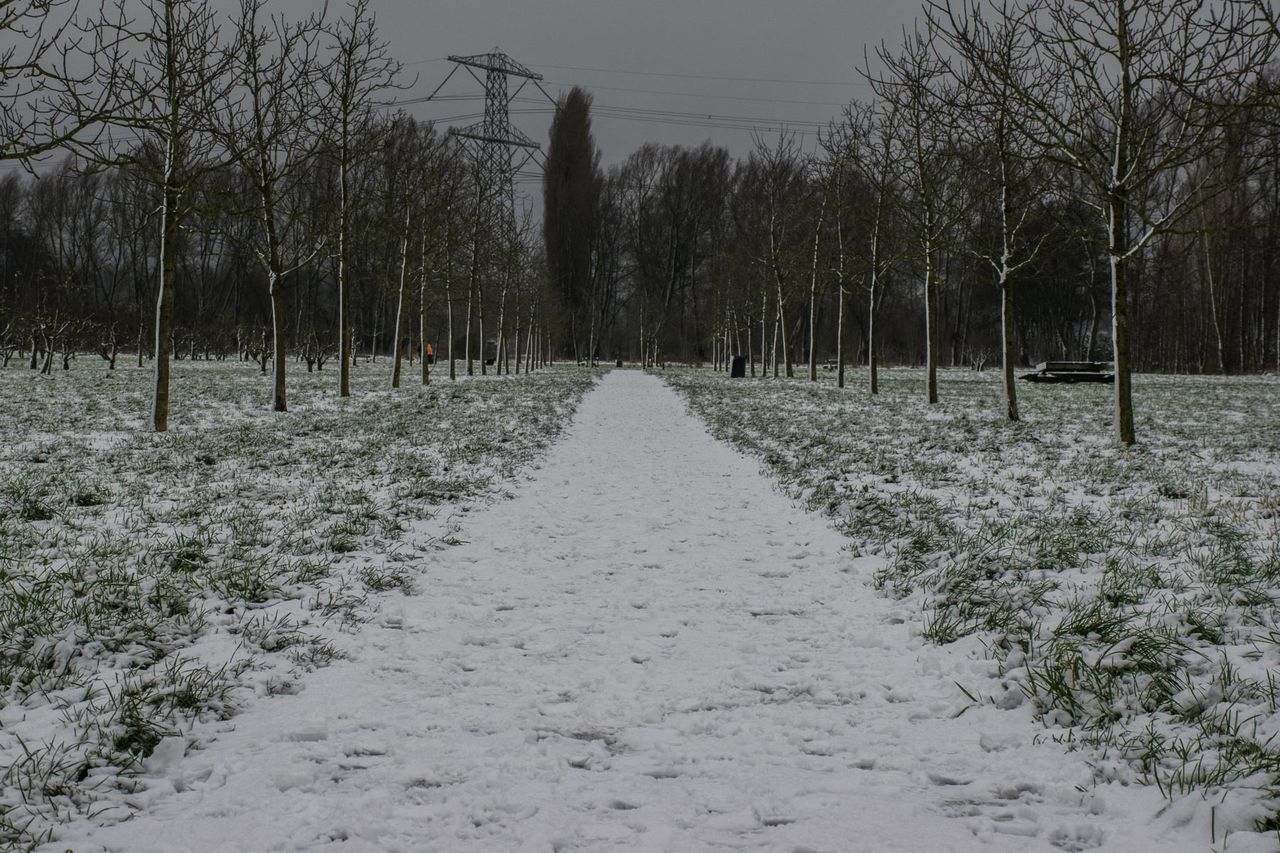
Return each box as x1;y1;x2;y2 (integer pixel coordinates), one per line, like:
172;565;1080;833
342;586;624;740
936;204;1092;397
616;359;623;367
730;355;747;378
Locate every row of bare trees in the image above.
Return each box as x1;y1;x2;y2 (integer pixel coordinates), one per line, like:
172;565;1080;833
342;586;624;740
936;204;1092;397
549;0;1278;444
4;0;1279;444
0;0;556;430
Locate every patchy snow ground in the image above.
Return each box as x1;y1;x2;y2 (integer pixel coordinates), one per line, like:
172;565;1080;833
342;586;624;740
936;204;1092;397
52;371;1202;852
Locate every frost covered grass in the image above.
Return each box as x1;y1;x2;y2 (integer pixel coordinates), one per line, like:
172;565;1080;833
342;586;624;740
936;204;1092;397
664;367;1280;830
0;361;597;849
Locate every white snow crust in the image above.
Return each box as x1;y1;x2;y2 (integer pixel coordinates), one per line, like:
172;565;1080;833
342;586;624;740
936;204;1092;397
53;371;1205;852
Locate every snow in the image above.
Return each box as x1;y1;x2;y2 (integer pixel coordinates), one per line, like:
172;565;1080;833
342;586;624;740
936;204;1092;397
51;371;1204;851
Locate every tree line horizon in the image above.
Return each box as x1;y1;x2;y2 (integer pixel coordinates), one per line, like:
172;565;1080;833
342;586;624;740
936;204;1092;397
1;0;1278;443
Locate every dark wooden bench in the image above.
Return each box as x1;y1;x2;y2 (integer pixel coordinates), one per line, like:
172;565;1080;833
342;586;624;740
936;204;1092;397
1020;361;1115;384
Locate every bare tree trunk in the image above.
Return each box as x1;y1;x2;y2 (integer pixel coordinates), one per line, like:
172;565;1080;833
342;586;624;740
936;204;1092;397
836;285;846;389
868;280;879;395
526;310;535;373
464;277;473;377
867;210;884;396
478;266;486;376
152;181;178;432
447;284;456;380
391;208;410;389
808;193;826;382
1000;279;1018;421
1201;226;1228;375
778;286;792;378
495;269;508;376
924;231;939;404
771;301;780;378
1086;248;1101;360
586;293;597;367
337;134;351;398
419;231;430;385
759;289;767;378
513;295;522;375
465;198;480;378
1110;187;1135;444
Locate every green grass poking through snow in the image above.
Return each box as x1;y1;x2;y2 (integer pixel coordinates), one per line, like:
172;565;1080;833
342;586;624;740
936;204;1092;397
664;366;1280;829
0;361;599;848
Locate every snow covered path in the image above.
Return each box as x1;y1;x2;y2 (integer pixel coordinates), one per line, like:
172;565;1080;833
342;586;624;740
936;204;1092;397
63;371;1181;853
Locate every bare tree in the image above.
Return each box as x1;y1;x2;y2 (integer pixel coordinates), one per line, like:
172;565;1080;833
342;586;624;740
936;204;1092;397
0;0;133;165
218;0;326;412
103;0;232;432
932;0;1053;421
854;101;903;395
817;125;854;389
320;0;401;398
806;161;828;382
825;101;903;393
439;165;464;381
752;131;807;379
389;118;444;389
870;23;970;404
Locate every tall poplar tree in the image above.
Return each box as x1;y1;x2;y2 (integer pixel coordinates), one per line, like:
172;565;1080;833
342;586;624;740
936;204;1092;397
543;86;601;363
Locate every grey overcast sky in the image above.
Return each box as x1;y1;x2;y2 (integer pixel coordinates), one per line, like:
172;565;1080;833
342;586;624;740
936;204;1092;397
4;0;921;190
291;0;920;168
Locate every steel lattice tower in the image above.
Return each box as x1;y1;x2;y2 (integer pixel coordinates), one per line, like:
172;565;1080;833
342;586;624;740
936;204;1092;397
444;50;544;250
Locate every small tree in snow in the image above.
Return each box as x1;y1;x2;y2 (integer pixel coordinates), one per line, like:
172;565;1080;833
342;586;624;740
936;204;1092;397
932;0;1055;421
319;0;401;398
217;0;328;412
868;23;971;404
104;0;232;432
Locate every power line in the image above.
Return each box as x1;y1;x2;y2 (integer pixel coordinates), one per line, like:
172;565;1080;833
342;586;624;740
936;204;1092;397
402;56;864;88
588;104;827;126
403;55;449;67
406;56;838;151
416;99;831;131
544;80;848;108
526;61;862;88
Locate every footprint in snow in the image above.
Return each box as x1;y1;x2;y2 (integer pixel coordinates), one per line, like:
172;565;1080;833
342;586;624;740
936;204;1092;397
643;767;681;779
753;803;798;827
928;771;973;787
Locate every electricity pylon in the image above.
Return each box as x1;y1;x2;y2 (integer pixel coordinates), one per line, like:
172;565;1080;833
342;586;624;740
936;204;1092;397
427;50;552;374
440;49;547;256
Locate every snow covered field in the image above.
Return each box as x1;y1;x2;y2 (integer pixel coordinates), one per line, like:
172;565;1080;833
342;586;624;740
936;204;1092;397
0;362;598;850
666;366;1280;848
25;369;1203;853
2;364;1277;852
